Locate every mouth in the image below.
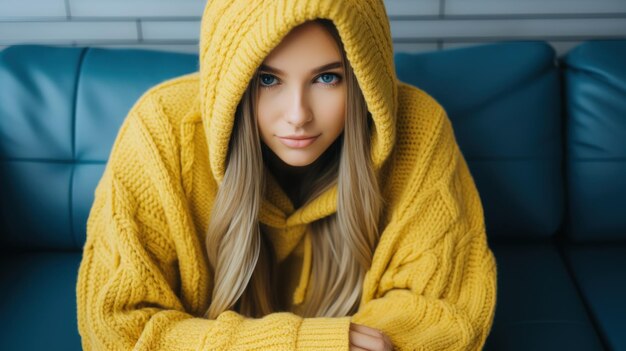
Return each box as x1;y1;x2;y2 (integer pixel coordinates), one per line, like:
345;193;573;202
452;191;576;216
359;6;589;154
277;135;320;148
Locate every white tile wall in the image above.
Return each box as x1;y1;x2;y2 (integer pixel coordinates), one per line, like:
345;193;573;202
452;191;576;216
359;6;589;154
391;18;626;39
90;44;199;54
0;0;66;18
384;0;440;17
0;0;624;56
141;20;200;41
0;21;137;43
68;0;206;18
445;0;626;16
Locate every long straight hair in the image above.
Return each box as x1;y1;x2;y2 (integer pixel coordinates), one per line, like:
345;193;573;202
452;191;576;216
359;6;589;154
203;18;384;319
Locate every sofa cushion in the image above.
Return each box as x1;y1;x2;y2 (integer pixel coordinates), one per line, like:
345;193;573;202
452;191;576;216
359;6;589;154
484;243;604;350
0;252;83;350
0;46;84;250
563;245;626;351
395;41;564;242
563;40;626;243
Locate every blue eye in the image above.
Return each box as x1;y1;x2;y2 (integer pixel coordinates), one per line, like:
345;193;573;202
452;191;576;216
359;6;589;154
258;73;342;89
259;74;277;87
317;73;340;85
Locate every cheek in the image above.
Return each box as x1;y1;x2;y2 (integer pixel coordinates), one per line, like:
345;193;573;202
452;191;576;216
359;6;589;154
256;96;274;137
316;90;346;133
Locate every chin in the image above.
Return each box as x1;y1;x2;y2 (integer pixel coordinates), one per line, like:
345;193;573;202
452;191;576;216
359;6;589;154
278;152;320;167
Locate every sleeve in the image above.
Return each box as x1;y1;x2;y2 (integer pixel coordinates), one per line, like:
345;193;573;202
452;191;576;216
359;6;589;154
75;96;352;351
350;108;498;351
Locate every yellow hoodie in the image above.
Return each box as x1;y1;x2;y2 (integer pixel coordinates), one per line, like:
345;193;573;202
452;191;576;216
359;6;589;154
76;0;497;350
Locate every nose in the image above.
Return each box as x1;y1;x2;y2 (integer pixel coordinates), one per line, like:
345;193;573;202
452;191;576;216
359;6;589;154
286;87;313;128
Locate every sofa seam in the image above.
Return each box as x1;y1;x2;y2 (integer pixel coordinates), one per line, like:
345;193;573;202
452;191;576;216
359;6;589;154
69;47;89;251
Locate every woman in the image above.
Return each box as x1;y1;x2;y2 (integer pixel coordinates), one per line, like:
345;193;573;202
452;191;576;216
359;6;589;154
76;1;497;350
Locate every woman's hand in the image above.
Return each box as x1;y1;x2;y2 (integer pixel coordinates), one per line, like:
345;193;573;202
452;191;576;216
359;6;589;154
349;322;394;351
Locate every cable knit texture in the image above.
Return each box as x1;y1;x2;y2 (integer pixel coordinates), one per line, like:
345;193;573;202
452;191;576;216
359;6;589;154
76;0;498;350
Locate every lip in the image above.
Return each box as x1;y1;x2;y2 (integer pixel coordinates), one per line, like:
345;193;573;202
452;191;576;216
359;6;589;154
277;134;320;148
279;134;320;140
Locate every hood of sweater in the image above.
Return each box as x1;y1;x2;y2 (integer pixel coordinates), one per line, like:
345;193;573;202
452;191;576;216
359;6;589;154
195;2;398;299
198;0;397;203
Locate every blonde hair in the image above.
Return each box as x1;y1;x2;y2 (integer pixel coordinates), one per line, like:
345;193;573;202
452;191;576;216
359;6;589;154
203;18;384;319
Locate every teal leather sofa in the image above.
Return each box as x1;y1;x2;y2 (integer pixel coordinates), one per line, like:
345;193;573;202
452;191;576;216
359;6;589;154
1;40;624;350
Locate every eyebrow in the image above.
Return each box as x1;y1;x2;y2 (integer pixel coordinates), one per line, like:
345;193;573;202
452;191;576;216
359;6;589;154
259;61;343;75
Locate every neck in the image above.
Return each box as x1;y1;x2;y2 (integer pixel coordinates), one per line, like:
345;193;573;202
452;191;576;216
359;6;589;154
261;140;339;207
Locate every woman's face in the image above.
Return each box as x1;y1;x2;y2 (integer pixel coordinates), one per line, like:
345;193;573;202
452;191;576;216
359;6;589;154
256;21;346;167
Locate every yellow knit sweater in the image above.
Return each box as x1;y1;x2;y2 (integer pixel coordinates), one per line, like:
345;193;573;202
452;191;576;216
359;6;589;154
76;0;497;350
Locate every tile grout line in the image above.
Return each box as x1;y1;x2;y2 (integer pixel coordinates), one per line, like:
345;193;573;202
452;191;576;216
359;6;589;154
64;0;71;20
137;19;143;42
439;0;446;19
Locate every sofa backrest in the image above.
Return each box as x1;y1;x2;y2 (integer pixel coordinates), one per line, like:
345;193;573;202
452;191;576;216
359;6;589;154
0;45;198;251
0;42;566;250
395;41;564;242
563;40;626;243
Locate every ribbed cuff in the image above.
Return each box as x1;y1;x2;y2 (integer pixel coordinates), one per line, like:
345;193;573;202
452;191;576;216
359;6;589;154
296;316;351;350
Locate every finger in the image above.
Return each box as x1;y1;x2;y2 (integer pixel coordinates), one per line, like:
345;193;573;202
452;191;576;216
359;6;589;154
350;330;386;350
350;323;384;338
349;343;370;351
383;335;395;351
